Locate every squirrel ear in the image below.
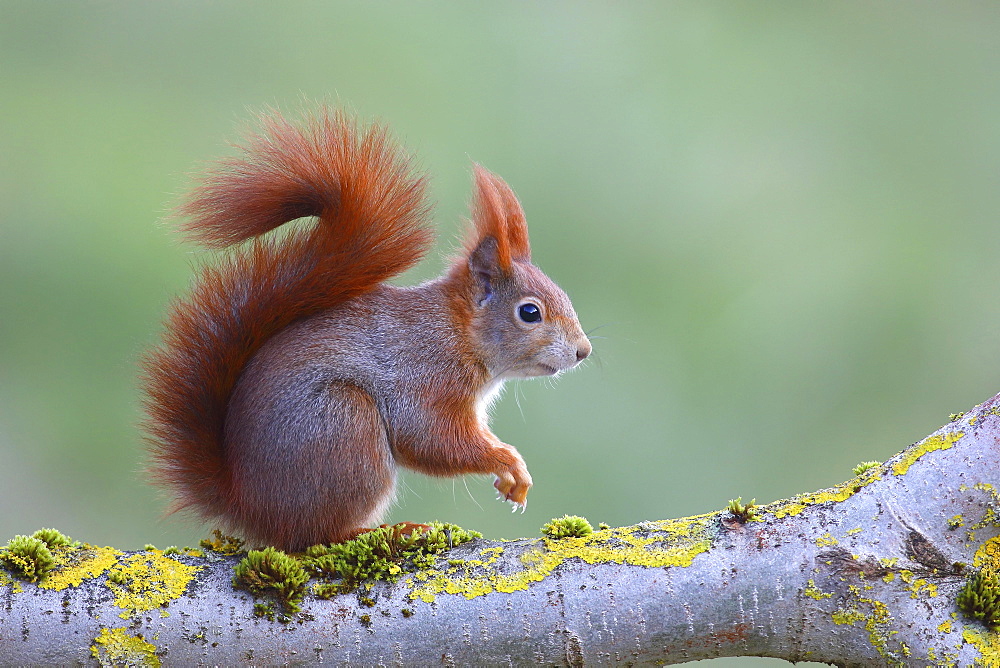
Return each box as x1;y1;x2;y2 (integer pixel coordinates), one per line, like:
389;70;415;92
467;165;531;272
467;235;499;306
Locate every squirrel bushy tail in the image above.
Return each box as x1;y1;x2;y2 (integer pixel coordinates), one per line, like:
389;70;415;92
141;110;433;522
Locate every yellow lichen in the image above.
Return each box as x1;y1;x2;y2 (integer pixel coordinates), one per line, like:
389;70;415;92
974;536;1000;570
407;516;714;603
831;586;905;662
40;546;122;591
963;627;1000;666
907;578;937;599
832;608;865;625
106;551;200;618
804;579;832;600
938;619;953;633
0;567;22;593
892;431;964;476
766;463;882;520
90;627;160;667
815;533;839;547
926;645;958;668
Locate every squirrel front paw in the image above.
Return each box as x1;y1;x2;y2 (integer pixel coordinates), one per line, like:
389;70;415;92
493;461;532;512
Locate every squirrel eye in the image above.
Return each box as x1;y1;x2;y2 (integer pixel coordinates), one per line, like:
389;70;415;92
518;303;542;323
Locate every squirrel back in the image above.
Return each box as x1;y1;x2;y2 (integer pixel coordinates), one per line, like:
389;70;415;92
142;110;433;523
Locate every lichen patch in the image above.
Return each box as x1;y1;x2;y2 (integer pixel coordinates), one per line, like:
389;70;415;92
90;627;160;667
406;516;715;603
40;546;122;591
106;550;200;618
892;431;964;476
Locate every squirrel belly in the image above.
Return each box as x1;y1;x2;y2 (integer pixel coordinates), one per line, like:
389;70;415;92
142;108;591;551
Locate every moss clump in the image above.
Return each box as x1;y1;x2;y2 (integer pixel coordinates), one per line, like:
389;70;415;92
727;497;761;523
304;522;481;591
957;567;1000;629
253;602;275;620
1;535;56;583
200;529;244;556
313;582;349;599
234;547;309;614
31;528;75;549
852;461;881;476
542;515;594;539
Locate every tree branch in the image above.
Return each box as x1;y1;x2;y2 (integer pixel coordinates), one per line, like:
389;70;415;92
3;393;1000;666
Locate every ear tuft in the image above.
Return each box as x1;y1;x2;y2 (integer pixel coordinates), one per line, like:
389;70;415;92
467;165;531;271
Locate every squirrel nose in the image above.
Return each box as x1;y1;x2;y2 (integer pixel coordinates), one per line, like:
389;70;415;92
575;340;592;362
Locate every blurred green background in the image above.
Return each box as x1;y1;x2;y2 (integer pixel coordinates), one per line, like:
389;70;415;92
2;3;999;665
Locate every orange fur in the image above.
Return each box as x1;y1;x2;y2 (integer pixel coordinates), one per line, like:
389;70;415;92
141;110;432;523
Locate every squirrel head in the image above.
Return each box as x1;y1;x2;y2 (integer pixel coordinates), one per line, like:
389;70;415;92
452;165;591;381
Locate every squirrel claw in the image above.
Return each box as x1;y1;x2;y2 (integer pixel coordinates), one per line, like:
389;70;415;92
507;498;526;513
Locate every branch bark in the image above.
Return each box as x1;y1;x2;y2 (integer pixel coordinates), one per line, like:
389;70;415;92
3;393;1000;666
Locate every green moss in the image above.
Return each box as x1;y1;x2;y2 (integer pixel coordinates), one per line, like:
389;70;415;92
852;461;880;476
1;535;56;583
726;497;761;523
161;546;203;557
957;568;1000;629
233;546;308;614
542;515;594;539
302;522;480;593
253;602;276;621
312;582;350;599
31;528;75;549
200;529;244;556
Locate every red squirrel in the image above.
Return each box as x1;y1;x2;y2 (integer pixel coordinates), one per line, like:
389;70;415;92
142;108;591;551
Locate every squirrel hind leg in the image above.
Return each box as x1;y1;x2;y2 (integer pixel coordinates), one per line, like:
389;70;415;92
226;380;396;551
